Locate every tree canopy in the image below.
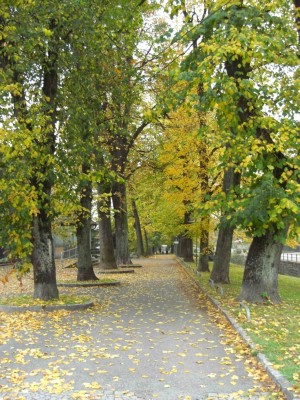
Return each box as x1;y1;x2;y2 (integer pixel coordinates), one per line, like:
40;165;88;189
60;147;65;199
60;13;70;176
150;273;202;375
0;0;299;302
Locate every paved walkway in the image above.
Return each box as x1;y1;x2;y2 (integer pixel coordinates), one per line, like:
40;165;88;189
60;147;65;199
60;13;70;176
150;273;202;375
0;256;283;400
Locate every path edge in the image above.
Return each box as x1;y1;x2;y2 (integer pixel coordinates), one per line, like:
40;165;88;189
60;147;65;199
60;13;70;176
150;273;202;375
176;257;299;400
0;301;94;313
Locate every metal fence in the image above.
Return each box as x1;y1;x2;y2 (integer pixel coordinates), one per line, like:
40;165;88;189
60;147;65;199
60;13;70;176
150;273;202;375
60;247;78;260
281;252;300;263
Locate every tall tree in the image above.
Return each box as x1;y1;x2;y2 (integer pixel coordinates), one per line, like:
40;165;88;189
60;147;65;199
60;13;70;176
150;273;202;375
168;1;299;298
0;1;72;299
57;1;128;277
156;104;205;260
96;0;158;265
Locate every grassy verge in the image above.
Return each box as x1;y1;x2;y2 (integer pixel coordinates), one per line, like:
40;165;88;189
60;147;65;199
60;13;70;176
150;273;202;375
188;262;300;393
0;294;91;307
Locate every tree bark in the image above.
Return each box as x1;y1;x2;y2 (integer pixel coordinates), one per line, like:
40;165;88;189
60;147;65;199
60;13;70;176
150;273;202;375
97;183;117;269
209;43;252;284
32;214;58;300
144;228;150;256
181;235;194;262
237;225;287;303
31;18;60;299
131;199;144;257
12;67;59;298
210;168;240;283
177;234;184;258
210;224;234;284
77;220;98;280
112;180;131;265
76;164;98;281
179;211;193;262
198;216;210;272
196;122;210;272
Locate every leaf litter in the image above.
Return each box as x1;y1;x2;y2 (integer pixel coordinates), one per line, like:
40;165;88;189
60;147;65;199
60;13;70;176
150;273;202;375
0;257;287;399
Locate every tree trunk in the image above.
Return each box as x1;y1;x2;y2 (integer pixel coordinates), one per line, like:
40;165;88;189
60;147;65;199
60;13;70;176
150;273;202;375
210;224;234;284
210;47;251;284
180;229;194;261
32;18;60;299
179;211;194;262
97;183;117;270
198;216;210;272
112;180;131;265
237;225;287;303
144;228;150;256
5;25;60;300
132;199;144;257
197;123;210;272
32;214;58;300
177;234;184;258
181;235;194;262
76;166;98;281
77;219;98;281
210;168;240;283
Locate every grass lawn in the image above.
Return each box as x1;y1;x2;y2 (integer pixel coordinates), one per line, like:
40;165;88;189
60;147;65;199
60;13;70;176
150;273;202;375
188;262;300;394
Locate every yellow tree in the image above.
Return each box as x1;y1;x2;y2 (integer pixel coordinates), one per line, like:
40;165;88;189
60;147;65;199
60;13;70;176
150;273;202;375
157;102;219;264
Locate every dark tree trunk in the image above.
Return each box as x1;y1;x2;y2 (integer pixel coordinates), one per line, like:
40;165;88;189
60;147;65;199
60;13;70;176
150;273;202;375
176;234;183;257
108;116;148;265
237;225;287;303
4;65;53;298
210;48;251;284
112;180;131;265
144;228;150;256
31;18;60;299
210;168;240;283
180;212;194;262
7;18;60;300
132;199;144;257
32;213;58;300
198;216;210;272
197;123;210;273
76;165;98;281
181;235;194;262
97;183;117;270
77;220;98;280
210;224;234;284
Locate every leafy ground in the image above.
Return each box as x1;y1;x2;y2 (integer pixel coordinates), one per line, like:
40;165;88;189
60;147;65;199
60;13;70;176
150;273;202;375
187;261;300;395
0;260;116;300
0;257;295;399
0;293;91;306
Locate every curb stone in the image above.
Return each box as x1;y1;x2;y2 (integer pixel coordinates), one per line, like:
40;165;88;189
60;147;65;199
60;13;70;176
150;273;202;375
96;269;135;274
176;257;300;400
0;301;94;313
57;281;120;287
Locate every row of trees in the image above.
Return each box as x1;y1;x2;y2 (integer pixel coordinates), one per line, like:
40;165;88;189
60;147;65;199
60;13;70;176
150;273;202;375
168;0;300;302
0;0;299;303
0;0;163;299
129;0;300;303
